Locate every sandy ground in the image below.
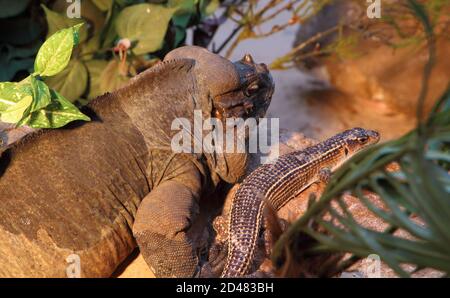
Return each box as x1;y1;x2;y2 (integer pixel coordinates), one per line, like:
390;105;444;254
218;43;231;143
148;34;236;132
115;250;154;278
117;4;415;278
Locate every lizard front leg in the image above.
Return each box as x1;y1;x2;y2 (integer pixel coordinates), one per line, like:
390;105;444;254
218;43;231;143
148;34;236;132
133;175;204;277
318;167;332;184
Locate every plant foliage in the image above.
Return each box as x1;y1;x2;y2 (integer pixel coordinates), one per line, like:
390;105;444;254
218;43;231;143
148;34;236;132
0;24;90;128
272;0;450;277
272;90;450;276
0;0;221;129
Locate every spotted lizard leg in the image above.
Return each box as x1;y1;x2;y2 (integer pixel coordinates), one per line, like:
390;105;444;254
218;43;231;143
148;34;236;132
197;215;230;277
318;167;332;184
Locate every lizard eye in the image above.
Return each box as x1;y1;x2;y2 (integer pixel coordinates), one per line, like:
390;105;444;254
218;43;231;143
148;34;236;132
358;136;369;144
244;84;259;97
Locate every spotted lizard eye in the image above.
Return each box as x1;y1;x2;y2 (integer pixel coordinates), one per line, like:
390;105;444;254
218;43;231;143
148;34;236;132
358;136;369;144
244;84;259;97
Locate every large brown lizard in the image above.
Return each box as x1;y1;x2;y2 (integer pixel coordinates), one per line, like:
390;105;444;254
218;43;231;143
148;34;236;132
0;46;274;277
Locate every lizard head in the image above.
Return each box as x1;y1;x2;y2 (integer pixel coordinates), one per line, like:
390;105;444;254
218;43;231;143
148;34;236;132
213;53;274;121
340;127;380;157
164;46;274;183
164;46;274;121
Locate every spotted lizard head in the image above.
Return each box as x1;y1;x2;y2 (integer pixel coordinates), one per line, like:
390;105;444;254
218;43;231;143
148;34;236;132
340;127;380;157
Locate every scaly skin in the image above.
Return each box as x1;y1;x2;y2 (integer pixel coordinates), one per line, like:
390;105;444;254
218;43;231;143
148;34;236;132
221;128;380;277
0;46;274;277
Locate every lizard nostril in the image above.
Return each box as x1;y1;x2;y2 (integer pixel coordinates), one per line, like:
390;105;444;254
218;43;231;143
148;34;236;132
368;130;380;142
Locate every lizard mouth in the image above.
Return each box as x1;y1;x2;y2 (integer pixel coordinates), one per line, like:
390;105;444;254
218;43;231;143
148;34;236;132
213;94;258;120
212;90;273;121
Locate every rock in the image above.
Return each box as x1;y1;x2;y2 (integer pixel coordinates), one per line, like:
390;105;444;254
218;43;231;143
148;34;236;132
293;0;364;70
293;0;450;117
0;122;35;155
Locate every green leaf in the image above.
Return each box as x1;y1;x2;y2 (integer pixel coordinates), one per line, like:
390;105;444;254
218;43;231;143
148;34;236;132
174;26;186;47
46;59;88;102
0;81;32;110
0;95;32;123
169;0;197;15
41;5;87;42
168;0;218;17
80;33;101;60
0;77;51;125
26;90;90;129
172;13;191;28
115;3;176;55
100;1;120;48
34;24;83;77
85;59;109;99
99;60;129;94
29;76;51;114
200;0;219;16
91;0;113;11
